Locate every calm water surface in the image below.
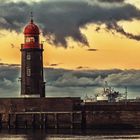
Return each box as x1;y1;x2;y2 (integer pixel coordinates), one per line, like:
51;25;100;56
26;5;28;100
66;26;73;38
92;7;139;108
0;129;140;140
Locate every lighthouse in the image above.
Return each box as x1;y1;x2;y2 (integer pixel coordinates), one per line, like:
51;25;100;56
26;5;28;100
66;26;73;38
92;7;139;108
20;15;45;97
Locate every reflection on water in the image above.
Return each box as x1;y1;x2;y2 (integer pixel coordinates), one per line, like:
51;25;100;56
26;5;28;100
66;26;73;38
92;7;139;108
0;129;140;140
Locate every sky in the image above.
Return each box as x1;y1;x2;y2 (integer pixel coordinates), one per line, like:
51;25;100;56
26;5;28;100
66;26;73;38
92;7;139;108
1;0;140;98
0;0;140;69
1;64;140;98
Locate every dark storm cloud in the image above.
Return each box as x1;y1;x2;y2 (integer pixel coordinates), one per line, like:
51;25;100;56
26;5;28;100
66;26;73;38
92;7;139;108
98;0;124;2
31;1;140;46
49;64;59;67
76;66;89;69
0;1;29;32
49;63;62;67
0;0;140;47
87;48;98;51
106;22;140;41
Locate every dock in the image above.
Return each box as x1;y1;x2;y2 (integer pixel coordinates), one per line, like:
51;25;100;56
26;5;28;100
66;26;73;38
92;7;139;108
7;111;82;129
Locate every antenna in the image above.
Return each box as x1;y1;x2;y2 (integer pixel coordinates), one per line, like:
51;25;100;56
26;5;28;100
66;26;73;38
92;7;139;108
105;81;108;87
30;11;33;23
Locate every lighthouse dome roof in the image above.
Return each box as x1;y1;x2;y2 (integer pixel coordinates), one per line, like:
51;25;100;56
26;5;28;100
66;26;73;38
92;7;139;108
24;20;39;35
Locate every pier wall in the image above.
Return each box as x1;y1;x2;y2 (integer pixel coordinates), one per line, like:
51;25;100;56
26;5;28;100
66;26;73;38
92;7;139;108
0;98;140;129
84;103;140;129
0;98;82;129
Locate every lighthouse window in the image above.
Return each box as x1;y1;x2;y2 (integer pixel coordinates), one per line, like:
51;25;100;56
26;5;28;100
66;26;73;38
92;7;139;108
26;86;31;94
25;37;35;43
26;37;30;43
26;53;31;60
30;37;35;42
27;68;31;76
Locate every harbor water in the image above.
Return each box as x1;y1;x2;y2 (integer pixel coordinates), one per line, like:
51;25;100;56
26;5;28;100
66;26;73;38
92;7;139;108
0;129;140;140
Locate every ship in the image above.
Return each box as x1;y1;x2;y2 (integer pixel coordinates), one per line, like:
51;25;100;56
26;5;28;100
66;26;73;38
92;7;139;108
84;82;128;103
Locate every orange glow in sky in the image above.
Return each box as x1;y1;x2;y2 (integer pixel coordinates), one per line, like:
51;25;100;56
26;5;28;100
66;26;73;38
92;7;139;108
1;20;140;70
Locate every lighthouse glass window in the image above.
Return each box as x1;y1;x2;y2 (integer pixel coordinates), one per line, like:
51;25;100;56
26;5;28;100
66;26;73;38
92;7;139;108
25;37;35;43
26;52;31;60
27;68;31;76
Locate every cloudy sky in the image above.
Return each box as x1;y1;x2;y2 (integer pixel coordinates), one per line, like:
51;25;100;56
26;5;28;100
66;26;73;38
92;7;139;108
0;0;140;69
0;63;140;98
0;0;140;98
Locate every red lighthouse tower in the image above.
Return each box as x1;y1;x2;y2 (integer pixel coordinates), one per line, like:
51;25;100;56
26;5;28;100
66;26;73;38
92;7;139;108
21;15;45;97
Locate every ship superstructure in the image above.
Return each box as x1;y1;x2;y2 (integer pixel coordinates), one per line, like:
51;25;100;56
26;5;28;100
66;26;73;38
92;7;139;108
84;82;128;103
